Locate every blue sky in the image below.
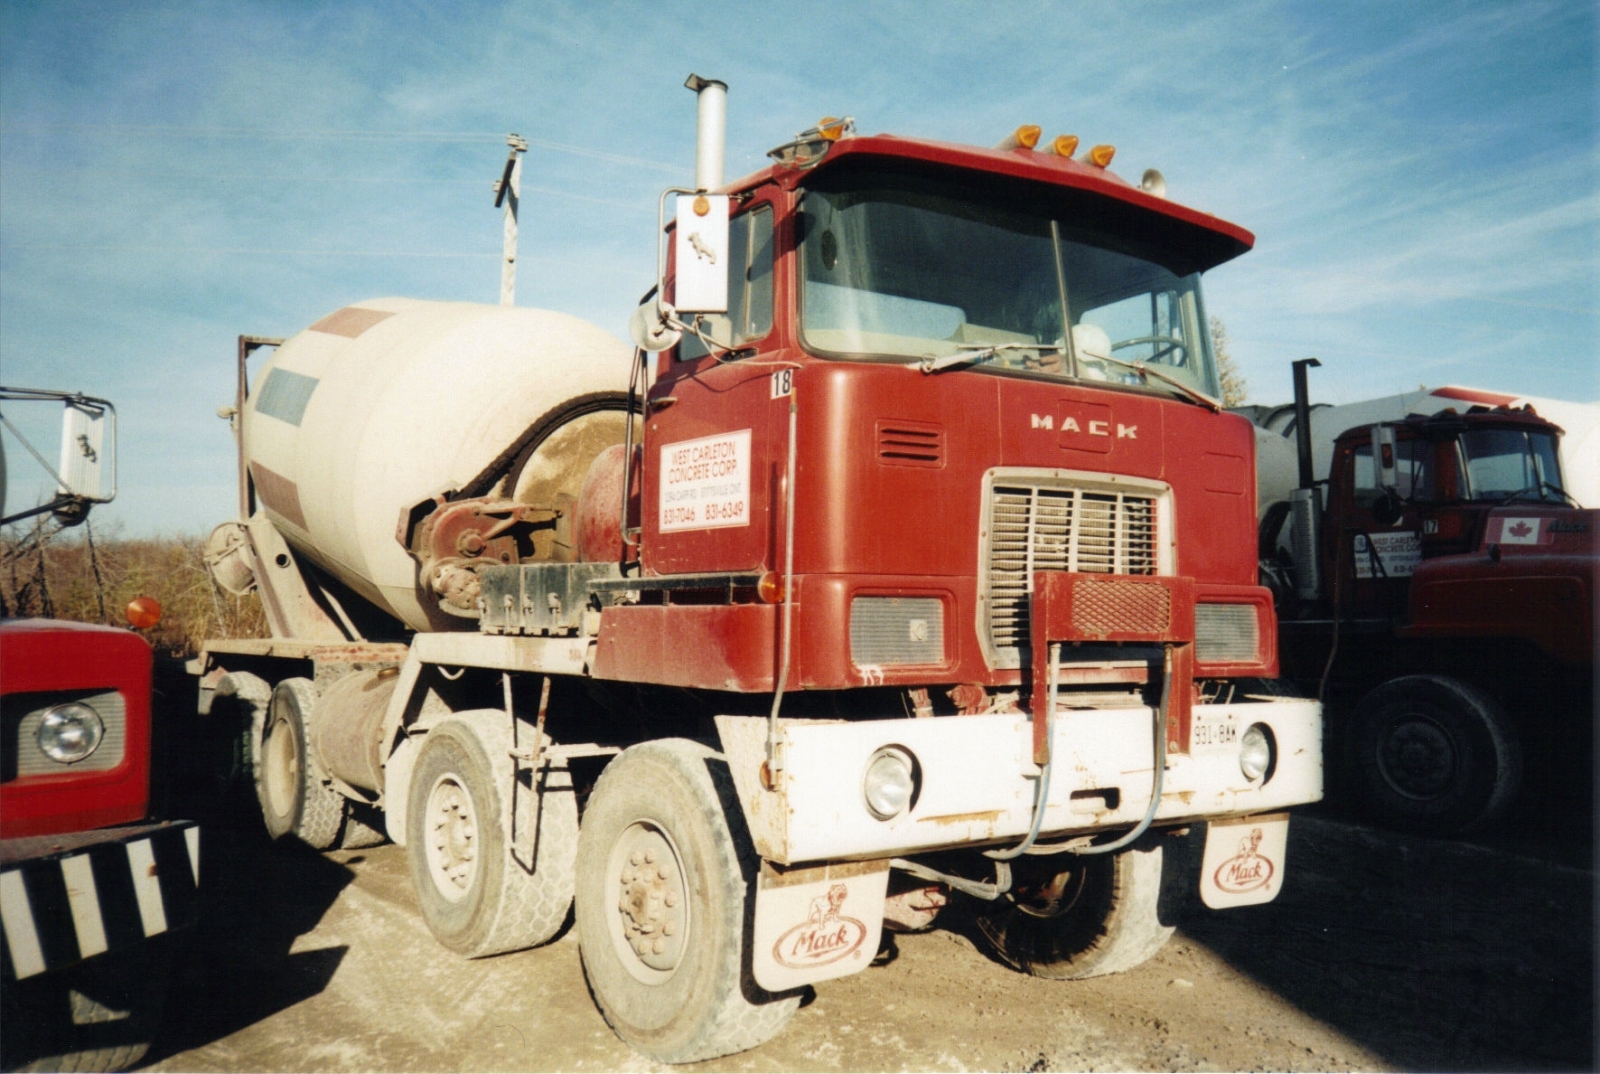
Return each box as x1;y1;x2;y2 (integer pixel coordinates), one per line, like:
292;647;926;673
2;0;1595;536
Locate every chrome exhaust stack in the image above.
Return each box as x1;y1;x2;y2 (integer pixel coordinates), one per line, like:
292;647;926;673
685;73;727;192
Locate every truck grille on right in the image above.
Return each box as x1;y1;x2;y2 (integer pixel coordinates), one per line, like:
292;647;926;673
984;483;1159;666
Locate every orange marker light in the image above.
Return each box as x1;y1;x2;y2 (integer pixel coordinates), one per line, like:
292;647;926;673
125;596;162;630
1086;144;1116;168
817;117;849;142
758;572;787;604
1050;134;1080;157
995;125;1042;151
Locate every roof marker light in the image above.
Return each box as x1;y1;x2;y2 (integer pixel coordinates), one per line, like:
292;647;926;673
1083;144;1116;168
817;116;850;142
1049;134;1080;157
995;125;1041;151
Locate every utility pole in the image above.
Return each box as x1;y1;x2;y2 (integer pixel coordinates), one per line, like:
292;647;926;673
494;133;528;305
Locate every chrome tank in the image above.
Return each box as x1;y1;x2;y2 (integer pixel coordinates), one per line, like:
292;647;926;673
241;298;632;632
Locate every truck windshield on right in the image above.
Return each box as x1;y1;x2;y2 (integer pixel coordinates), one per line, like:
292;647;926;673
1261;400;1596;836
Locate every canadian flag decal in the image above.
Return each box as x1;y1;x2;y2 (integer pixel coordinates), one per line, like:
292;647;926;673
1491;517;1547;545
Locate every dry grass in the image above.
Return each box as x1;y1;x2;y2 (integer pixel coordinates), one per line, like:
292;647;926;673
1;519;266;657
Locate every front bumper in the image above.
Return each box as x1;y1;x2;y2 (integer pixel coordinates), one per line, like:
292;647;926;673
1;821;200;981
717;698;1321;865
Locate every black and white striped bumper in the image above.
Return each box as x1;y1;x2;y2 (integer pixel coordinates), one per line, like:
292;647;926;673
1;821;199;981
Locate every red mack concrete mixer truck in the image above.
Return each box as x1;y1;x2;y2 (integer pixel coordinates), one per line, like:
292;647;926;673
191;77;1323;1063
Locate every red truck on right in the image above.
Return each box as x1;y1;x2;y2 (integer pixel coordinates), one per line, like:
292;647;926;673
1253;359;1597;836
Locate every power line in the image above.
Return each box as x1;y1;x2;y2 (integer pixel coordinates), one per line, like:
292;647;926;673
0;170;655;208
1;123;688;175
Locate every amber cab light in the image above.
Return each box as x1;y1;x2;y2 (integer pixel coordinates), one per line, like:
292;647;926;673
758;572;787;604
1049;134;1080;157
125;595;162;629
1085;144;1116;168
995;125;1042;151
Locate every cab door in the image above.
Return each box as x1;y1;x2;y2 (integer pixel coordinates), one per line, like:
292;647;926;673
642;196;785;577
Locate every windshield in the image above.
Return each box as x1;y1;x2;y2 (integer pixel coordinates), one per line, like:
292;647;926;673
797;173;1221;399
1459;428;1566;501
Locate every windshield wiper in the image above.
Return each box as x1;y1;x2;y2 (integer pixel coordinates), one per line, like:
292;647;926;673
1088;352;1220;412
913;343;1065;375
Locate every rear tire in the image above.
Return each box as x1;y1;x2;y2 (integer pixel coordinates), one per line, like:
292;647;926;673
974;840;1175;980
1350;674;1522;836
257;678;346;849
574;740;799;1063
406;715;577;958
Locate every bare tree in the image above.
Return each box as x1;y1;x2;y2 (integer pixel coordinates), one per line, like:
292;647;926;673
1210;316;1248;407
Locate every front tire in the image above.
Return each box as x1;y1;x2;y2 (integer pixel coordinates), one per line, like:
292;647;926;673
974;840;1175;980
405;715;577;958
1350;674;1522;836
0;939;174;1072
574;740;799;1064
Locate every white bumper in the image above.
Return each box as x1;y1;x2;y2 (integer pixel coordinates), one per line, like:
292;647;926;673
716;698;1321;866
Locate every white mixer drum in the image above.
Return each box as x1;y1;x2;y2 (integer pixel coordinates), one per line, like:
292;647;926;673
241;297;633;632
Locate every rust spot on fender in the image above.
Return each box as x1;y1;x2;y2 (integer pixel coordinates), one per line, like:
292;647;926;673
919;809;1005;828
1161;790;1196;805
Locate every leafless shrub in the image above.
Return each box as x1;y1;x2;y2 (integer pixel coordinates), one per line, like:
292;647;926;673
1;521;266;657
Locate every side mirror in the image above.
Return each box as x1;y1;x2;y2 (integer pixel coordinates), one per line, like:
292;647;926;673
1371;490;1404;527
58;397;116;504
672;194;730;314
629;299;683;353
0;389;116;527
1371;424;1398;495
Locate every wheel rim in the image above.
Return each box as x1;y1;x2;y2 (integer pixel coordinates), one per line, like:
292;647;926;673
1376;712;1458;800
424;774;479;902
604;820;689;984
263;711;299;820
1011;861;1092;920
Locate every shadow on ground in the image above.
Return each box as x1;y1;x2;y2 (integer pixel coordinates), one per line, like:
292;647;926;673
1179;811;1594;1072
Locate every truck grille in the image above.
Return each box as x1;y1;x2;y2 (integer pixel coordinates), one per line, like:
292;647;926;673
984;482;1160;664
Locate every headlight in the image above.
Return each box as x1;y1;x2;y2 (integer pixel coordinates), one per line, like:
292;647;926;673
862;746;917;821
1239;723;1274;783
37;702;106;764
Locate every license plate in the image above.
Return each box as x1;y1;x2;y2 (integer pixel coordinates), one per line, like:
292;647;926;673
1199;813;1289;909
1190;711;1240;753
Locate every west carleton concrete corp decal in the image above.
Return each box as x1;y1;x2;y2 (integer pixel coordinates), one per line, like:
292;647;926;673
659;429;751;533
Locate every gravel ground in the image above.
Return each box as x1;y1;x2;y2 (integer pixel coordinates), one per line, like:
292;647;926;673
133;804;1593;1073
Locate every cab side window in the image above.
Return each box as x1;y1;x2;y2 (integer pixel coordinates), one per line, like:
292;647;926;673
1352;437;1435;506
679;205;774;361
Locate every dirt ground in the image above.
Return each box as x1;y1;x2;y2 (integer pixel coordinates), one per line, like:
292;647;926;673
132;800;1593;1074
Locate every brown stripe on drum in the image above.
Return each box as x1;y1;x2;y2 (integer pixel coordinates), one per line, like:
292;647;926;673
249;462;308;530
309;306;395;338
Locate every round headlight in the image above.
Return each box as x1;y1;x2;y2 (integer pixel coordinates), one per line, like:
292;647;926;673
38;702;105;764
862;746;917;821
1239;723;1273;782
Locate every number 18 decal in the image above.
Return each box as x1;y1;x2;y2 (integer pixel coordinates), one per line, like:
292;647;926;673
771;369;793;399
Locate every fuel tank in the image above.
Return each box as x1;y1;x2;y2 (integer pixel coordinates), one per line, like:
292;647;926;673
240;298;632;632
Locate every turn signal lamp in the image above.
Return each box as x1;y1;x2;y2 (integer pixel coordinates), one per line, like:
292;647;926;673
125;595;162;629
1084;144;1116;168
817;117;850;142
758;571;786;604
995;125;1042;151
1049;134;1080;158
